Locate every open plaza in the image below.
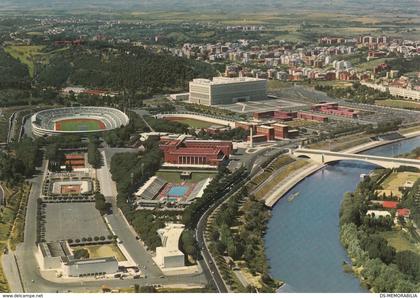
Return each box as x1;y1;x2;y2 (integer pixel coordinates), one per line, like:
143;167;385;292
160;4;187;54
41;202;110;242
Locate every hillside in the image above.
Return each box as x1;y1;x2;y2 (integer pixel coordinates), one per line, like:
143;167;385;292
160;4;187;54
0;48;30;89
34;44;217;93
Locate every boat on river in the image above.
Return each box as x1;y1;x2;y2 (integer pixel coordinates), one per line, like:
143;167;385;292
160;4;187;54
287;192;299;202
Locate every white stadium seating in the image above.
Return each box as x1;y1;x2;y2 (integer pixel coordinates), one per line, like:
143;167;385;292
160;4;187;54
31;107;129;137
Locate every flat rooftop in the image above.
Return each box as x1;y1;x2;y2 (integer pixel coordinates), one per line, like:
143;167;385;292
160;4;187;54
39;241;72;258
157;224;185;257
192;77;266;85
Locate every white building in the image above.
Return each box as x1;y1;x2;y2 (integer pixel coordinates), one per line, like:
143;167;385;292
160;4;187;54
388;86;420;101
189;77;267;106
155;224;185;268
62;257;119;277
169;93;190;101
38;241;73;270
361;82;420;101
37;241;119;278
366;210;392;218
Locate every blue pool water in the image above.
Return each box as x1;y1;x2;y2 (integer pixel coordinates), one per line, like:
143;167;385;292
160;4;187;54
167;185;189;197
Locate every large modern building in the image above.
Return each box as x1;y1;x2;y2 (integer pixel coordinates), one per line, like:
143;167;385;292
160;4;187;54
62;257;119;277
189;77;267;105
159;136;233;167
37;241;119;277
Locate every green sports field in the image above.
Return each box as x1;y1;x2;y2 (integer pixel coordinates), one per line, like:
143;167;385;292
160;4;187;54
55;118;106;131
171;118;216;129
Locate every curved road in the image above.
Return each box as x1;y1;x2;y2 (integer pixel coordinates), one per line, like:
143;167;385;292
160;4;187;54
0;184;4;207
194;145;287;293
10;162;206;293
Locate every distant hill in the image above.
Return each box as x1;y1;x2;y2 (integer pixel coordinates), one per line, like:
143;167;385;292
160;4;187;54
35;44;217;94
0;0;418;14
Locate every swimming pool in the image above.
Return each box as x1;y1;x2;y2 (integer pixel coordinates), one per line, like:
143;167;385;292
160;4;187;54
167;185;189;197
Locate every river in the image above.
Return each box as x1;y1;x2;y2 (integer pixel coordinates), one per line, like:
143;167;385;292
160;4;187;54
265;136;420;293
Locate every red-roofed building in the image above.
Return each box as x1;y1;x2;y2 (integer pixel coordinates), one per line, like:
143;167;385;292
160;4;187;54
253;111;274;120
256;125;274;141
159;138;232;166
397;208;410;218
274;111;297;121
297;112;328;122
382;201;398;209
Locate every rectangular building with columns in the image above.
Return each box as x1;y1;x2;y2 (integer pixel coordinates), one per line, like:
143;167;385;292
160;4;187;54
159;138;232;166
189;77;267;106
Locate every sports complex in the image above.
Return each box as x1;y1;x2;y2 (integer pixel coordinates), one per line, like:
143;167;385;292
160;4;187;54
31;106;129;137
134;172;214;210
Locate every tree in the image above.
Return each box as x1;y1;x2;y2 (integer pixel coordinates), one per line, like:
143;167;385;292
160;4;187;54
95;193;108;215
87;139;102;169
180;230;197;258
227;238;240;260
74;248;89;259
395;250;420;282
215;241;226;255
211;230;220;242
360;235;395;264
137;286;157;293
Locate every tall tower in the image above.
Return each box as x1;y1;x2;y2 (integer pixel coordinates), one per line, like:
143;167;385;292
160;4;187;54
249;126;254;148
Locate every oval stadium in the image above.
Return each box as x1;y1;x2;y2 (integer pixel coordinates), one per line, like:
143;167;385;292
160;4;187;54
31;107;129;137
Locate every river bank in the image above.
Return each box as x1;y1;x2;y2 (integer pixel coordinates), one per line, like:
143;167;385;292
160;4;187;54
264;128;420;208
265;134;420;293
339;162;420;293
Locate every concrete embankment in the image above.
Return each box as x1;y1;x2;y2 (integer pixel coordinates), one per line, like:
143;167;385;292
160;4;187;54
264;162;324;208
264;129;420;208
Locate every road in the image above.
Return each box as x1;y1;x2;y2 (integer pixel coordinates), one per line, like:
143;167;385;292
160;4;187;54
196;201;230;292
7;154;207;293
194;141;303;292
0;184;4;206
6;139;296;292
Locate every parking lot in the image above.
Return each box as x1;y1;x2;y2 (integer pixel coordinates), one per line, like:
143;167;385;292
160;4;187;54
218;98;306;114
43;202;110;241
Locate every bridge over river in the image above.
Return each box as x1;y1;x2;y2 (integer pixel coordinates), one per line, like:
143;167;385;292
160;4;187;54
291;148;420;169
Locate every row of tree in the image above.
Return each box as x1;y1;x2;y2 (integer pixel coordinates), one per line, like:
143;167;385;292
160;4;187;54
339;167;420;292
315;82;394;104
182;166;247;228
0;138;42;186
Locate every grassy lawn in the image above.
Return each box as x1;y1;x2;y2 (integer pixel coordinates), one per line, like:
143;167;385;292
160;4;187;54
9;184;31;250
286;119;320;128
0;108;15;143
380;230;420;254
0;183;30;292
399;126;420;135
267;80;295;90
4;45;45;77
310;80;354;88
356;58;396;71
247;155;294;191
156;170;216;183
375;100;420;111
170;118;216;129
75;244;126;262
255;159;309;200
56;119;104;131
378;172;420;198
307;133;371;151
4;45;69;78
